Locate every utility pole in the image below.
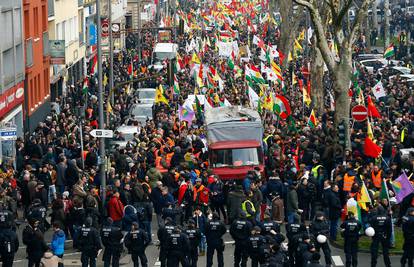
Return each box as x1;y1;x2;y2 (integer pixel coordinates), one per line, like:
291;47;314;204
96;0;106;207
109;0;114;105
137;0;142;61
384;0;390;48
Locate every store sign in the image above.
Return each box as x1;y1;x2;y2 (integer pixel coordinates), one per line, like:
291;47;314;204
0;82;24;120
49;40;66;65
89;23;97;46
0;127;17;141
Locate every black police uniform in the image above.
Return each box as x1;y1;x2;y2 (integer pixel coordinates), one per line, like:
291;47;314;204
205;218;227;267
0;208;14;229
101;223;124;267
310;216;332;266
296;235;315;267
247;233;267;267
124;228;150;267
369;209;392;267
0;228;19;267
157;221;176;267
340;216;362;267
166;230;190;267
79;223;102;267
230;217;253;267
27;203;49;232
184;226;201;267
286;220;306;267
260;219;285;244
401;212;414;267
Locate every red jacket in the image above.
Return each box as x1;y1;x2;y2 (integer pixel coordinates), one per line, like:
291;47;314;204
178;183;188;205
107;196;124;222
193;185;209;205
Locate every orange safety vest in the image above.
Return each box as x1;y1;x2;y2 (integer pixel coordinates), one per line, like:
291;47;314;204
371;170;382;189
166;152;174;167
343;174;355;192
155;156;168;173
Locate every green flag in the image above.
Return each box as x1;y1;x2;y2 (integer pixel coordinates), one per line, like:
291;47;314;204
195;95;203;118
379;179;389;201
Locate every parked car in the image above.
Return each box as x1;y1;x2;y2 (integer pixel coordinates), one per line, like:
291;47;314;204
134;88;156;104
129;103;153;124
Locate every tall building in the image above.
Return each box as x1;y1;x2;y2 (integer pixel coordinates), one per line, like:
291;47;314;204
23;0;51;132
0;0;25;164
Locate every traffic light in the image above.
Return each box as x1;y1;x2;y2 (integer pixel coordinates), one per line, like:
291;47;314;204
337;120;347;147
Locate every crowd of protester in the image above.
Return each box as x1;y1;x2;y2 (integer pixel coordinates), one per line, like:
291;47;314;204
1;1;414;267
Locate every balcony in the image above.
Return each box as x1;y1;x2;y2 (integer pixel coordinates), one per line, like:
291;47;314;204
25;38;33;67
48;0;54;17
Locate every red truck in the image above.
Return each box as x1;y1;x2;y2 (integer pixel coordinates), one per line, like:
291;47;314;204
205;106;264;180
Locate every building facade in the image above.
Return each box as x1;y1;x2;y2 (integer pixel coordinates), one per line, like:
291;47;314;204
0;0;25;164
48;0;86;102
23;0;51;132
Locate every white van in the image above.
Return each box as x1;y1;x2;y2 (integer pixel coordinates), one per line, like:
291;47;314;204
151;43;178;70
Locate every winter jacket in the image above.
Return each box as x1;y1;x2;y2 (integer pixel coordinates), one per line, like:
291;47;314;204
40;252;60;267
51;230;66;256
227;187;246;223
208;181;225;204
286;188;299;213
328;192;342;220
107;196;125;222
151;188;174;214
271;198;285;222
193;213;206;233
22;225;48;261
122;205;138;232
146;167;162;188
265;177;286;200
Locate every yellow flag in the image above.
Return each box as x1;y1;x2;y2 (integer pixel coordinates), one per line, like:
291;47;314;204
191;52;201;64
401;128;407;143
262;93;274;111
358;181;372;211
292;72;297;85
298;30;305;40
288;52;293;62
103;74;108;87
303;89;311;106
367;120;374;139
155;85;169;105
294;39;303;50
107;101;113;114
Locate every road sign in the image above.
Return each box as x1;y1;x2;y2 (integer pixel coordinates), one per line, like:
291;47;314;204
0;127;17;141
90;129;113;138
352;105;368;121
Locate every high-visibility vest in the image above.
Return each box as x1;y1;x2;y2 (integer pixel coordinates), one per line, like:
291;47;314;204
241;200;256;218
371;170;382;189
311;165;322;178
343;174;355;192
155;156;167;173
166;152;174;167
263;135;273;145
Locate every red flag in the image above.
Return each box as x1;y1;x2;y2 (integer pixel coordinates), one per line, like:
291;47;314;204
298;79;303;91
367;96;381;118
364;137;382;158
307;80;311;95
278;50;285;65
262;22;268;38
348;88;353;97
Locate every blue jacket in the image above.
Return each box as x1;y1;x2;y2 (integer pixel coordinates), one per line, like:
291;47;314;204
122;205;138;232
51;229;65;256
193;213;206;233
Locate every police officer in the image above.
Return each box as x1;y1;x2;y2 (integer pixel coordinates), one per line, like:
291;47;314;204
0;201;19;267
310;211;332;267
296;233;316;267
369;205;392;267
157;217;176;267
166;227;190;267
185;219;201;267
205;212;227;267
22;220;48;267
230;211;253;267
286;214;306;267
27;198;49;232
101;217;124;267
79;217;102;267
124;222;150;267
247;226;266;267
401;207;414;267
340;211;362;267
260;212;284;244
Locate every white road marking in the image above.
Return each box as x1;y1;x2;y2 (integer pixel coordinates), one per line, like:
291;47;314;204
332;255;344;266
225;241;235;244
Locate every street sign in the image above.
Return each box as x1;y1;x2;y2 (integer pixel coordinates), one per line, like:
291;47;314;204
352;105;368;121
0;127;17;141
90;129;113;138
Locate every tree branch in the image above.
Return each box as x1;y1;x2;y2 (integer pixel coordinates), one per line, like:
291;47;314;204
348;0;373;45
295;0;336;72
336;0;353;29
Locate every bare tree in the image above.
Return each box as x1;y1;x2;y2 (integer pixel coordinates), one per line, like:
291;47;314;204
273;0;304;69
295;0;373;148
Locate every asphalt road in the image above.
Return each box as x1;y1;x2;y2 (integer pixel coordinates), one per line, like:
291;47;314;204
12;217;403;267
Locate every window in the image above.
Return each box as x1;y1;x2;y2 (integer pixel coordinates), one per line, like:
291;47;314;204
211;148;262;167
24;10;30;37
1;10;13;49
37;74;41;102
2;48;15;88
42;4;47;32
14;8;22;44
34;7;39;37
30;79;33;107
16;44;24;79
